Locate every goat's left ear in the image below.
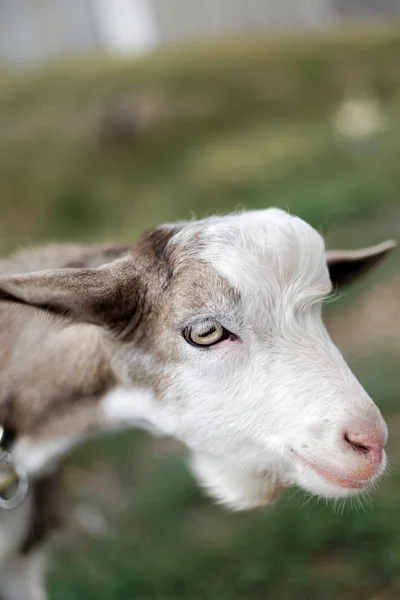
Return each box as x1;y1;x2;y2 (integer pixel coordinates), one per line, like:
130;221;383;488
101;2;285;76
326;240;397;288
0;256;140;331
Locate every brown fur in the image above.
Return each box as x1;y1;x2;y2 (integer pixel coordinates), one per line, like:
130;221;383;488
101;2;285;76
0;232;185;556
0;239;171;438
0;245;138;557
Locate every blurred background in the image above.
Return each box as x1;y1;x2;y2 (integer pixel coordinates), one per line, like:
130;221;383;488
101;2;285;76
1;1;400;599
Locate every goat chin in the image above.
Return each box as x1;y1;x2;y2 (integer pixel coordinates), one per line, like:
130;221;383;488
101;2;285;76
190;454;290;511
190;449;382;510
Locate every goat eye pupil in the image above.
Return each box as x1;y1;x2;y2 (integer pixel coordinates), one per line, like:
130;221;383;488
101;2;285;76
199;327;215;338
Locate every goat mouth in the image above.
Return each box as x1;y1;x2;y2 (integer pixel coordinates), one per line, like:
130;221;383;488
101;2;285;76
291;450;376;490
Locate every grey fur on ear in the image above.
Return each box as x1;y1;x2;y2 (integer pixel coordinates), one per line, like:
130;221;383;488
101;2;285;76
326;239;397;288
0;256;139;329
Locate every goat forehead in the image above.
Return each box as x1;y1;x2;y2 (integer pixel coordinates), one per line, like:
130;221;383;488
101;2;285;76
169;262;242;326
173;209;331;299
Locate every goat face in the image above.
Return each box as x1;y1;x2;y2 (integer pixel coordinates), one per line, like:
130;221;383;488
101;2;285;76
139;209;391;508
0;209;394;509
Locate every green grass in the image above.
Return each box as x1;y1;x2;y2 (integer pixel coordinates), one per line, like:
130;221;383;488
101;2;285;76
1;27;400;248
1;28;400;599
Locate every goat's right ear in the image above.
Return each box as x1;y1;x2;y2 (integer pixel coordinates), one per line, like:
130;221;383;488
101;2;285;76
0;256;140;330
326;240;396;288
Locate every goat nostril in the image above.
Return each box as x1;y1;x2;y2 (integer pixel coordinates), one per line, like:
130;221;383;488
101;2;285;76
344;433;371;456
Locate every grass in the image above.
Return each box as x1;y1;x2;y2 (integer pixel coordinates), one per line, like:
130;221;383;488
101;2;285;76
1;27;400;599
1;27;400;247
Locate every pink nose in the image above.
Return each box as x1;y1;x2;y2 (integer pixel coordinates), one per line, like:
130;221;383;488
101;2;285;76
344;431;385;464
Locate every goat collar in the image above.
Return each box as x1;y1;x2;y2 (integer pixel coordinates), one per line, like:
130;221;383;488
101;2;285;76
0;426;29;510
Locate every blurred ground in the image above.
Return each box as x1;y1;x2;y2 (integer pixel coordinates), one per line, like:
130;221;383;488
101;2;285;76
1;27;400;600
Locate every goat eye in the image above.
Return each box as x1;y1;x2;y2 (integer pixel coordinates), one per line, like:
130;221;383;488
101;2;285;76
184;318;227;347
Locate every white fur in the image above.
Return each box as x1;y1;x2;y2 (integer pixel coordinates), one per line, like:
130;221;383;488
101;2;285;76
0;549;46;600
101;386;163;436
0;494;45;600
12;438;78;476
0;495;32;566
191;453;286;510
102;386;152;425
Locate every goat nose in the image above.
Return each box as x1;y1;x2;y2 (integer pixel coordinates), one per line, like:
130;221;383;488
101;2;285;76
344;431;384;463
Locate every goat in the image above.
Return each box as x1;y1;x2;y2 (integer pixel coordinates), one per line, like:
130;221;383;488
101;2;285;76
0;208;395;600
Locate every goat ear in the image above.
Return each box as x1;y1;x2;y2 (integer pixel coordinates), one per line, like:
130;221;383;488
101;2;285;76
0;256;139;330
326;240;396;288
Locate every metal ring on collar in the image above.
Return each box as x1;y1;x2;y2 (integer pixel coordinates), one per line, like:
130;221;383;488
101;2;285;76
0;426;29;510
